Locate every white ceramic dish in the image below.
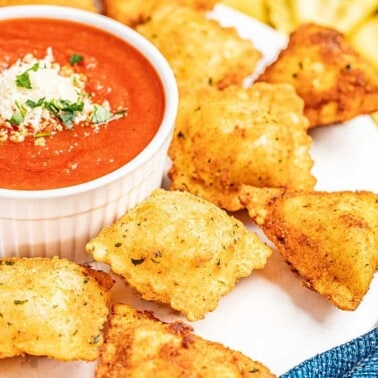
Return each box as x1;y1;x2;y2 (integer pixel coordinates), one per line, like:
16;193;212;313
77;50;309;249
0;5;178;263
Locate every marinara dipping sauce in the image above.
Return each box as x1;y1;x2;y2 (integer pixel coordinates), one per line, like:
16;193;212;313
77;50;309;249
0;18;165;190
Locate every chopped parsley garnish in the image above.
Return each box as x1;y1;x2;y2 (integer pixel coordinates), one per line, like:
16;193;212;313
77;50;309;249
91;104;114;124
26;97;45;108
15;63;39;89
89;335;101;344
131;257;145;266
91;105;127;124
14;299;28;305
44;99;84;129
59;112;76;127
15;100;27;116
9;112;24;126
34;132;52;139
69;54;83;65
24;97;86;129
249;368;260;373
113;109;127;119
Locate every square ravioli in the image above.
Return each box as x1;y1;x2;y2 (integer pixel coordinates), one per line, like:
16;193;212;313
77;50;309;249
169;84;316;211
240;186;378;310
0;257;113;360
96;304;276;378
136;4;261;90
86;189;272;321
258;23;378;127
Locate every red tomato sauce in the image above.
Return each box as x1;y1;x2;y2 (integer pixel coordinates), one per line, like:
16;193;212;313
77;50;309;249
0;18;165;190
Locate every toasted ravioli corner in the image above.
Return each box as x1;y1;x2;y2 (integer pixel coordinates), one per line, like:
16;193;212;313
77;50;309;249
258;23;378;127
241;187;378;310
96;303;276;378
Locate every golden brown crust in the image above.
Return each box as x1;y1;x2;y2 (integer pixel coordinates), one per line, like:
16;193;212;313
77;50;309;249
169;84;315;211
258;23;378;127
83;265;115;292
136;4;261;91
103;0;217;27
240;186;378;310
86;189;272;321
0;257;113;361
96;303;276;378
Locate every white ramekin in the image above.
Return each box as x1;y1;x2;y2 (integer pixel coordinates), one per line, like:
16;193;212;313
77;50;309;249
0;6;178;263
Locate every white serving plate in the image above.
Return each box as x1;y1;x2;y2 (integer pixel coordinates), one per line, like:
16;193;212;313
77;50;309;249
1;4;377;376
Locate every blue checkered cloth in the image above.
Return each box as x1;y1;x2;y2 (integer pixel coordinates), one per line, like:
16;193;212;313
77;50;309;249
281;327;378;378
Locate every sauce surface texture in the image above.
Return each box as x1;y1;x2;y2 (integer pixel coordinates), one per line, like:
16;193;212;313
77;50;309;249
0;18;165;190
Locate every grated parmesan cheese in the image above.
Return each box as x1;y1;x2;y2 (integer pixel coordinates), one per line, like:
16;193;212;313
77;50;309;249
0;48;126;144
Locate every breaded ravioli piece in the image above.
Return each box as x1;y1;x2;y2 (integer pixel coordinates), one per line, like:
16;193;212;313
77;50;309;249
240;186;378;310
103;0;217;27
0;257;113;360
169;84;315;211
0;0;97;11
96;304;276;378
136;4;261;91
86;189;271;321
258;23;378;127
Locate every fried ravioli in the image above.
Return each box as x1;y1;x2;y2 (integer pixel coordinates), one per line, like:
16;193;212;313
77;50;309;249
136;4;261;91
240;186;378;310
258;23;378;127
0;257;113;360
169;84;315;211
103;0;217;27
96;303;276;378
86;189;271;321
